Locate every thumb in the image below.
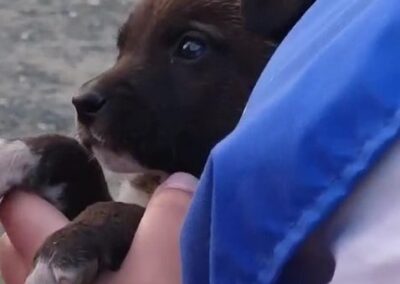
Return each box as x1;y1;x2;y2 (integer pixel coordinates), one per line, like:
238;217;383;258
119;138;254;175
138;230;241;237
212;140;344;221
99;172;198;284
155;172;198;195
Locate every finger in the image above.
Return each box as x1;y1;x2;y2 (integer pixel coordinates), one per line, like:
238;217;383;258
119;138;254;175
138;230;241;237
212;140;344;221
98;173;198;284
0;234;29;284
0;191;69;262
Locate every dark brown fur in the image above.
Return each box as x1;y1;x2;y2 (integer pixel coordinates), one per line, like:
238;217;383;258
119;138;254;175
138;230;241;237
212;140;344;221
74;0;275;176
242;0;315;41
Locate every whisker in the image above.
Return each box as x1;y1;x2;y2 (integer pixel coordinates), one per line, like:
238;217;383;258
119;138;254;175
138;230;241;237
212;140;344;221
91;130;107;146
87;152;97;163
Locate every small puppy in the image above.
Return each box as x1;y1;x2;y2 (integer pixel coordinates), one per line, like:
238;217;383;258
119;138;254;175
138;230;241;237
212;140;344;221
0;0;314;283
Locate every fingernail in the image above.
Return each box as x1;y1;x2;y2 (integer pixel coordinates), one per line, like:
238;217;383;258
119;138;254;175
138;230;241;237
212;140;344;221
160;172;198;194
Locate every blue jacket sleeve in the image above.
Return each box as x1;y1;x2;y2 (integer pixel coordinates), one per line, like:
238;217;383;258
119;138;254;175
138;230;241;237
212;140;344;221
181;0;400;283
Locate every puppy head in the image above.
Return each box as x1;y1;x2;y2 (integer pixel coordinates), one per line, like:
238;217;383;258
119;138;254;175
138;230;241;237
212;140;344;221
72;0;303;176
241;0;315;40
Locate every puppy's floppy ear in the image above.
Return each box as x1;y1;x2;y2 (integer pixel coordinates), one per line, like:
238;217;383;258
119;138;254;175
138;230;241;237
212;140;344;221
242;0;315;41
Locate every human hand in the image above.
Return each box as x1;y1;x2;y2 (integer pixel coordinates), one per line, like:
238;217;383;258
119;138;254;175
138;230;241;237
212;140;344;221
0;173;198;284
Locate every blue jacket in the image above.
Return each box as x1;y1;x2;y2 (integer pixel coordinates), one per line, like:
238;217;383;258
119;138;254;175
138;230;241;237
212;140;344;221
181;0;400;283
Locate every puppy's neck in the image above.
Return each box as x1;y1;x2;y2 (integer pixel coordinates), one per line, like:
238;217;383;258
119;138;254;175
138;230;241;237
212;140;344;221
111;172;167;207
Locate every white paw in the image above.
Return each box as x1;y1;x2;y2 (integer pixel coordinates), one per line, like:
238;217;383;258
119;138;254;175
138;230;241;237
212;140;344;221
25;258;98;284
0;139;39;196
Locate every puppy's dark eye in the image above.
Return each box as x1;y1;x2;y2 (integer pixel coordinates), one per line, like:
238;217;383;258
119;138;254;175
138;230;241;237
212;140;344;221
174;35;207;60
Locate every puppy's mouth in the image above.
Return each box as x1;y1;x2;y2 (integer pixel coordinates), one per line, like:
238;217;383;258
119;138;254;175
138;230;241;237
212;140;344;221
78;126;145;174
92;145;146;174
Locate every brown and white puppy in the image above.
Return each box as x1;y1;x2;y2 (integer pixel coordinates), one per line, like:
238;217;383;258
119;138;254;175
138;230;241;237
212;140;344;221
74;1;271;178
0;0;315;283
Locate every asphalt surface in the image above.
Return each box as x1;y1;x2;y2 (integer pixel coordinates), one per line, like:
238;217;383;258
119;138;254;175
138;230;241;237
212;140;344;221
0;0;132;138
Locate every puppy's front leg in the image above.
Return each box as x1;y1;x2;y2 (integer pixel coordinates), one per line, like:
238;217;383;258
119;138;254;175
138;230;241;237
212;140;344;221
0;135;111;219
26;202;145;284
0;138;40;196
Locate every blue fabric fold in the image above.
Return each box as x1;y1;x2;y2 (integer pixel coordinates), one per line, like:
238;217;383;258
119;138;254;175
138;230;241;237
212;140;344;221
181;0;400;283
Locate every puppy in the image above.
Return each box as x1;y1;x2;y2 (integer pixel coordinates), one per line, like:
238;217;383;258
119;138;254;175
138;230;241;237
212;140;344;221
242;0;315;41
0;0;314;283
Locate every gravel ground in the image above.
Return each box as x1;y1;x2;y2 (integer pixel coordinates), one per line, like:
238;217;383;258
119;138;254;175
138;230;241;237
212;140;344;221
0;0;132;138
0;0;133;281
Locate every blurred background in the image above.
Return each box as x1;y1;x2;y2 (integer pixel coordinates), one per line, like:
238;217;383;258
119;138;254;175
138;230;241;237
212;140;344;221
0;0;133;282
0;0;132;138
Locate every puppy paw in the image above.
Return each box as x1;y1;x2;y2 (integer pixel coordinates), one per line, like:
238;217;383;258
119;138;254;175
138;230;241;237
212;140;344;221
26;226;101;284
26;202;144;284
0;139;40;196
0;135;110;219
26;257;98;284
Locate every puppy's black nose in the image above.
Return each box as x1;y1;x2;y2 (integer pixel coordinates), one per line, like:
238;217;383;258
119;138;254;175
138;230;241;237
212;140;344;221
72;92;106;123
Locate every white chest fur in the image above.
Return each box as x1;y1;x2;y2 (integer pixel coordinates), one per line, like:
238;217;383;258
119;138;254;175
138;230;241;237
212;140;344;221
116;178;152;207
103;170;156;207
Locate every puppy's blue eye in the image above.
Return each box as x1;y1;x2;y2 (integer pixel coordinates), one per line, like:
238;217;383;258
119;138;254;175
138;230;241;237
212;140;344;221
175;36;207;60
